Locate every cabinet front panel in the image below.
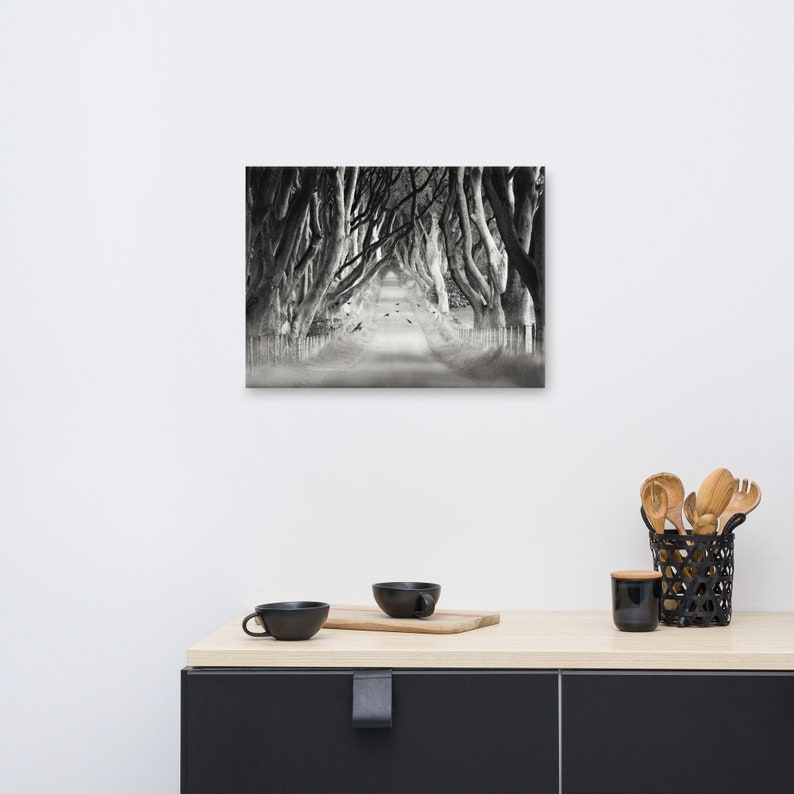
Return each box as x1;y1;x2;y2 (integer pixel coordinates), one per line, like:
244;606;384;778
562;671;794;794
182;669;558;794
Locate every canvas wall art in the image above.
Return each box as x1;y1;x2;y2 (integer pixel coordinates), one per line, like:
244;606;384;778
246;167;545;388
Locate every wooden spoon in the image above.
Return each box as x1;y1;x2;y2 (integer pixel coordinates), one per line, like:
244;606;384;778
641;480;680;603
692;513;718;536
691;512;719;575
683;492;697;528
680;494;697;578
641;480;668;534
641;473;686;535
717;478;762;534
696;468;735;525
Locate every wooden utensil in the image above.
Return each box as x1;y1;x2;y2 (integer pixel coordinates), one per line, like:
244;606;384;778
684;492;697;528
718;478;762;533
695;468;735;523
642;481;680;603
690;513;719;578
692;513;718;536
641;473;686;535
641;480;668;534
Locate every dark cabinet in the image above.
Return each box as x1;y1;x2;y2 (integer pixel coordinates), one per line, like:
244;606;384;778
181;668;559;794
182;666;794;794
561;671;794;794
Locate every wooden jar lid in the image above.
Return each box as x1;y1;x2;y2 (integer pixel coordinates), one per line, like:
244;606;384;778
610;570;662;580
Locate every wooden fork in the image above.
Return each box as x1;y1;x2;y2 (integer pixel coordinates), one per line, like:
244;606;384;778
718;478;762;534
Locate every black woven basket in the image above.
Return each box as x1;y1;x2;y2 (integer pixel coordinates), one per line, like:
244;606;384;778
644;509;745;627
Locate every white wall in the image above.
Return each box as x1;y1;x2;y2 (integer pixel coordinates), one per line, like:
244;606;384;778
2;1;792;791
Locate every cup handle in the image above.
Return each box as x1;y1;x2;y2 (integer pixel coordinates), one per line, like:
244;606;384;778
242;612;270;637
414;593;436;618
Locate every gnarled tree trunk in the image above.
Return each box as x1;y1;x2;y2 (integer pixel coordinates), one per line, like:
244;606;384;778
424;217;449;314
470;167;508;294
440;180;486;328
501;264;533;326
483;167;544;341
455;168;505;329
291;168;348;338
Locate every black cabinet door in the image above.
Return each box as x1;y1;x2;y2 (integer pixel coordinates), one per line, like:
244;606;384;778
182;668;558;794
562;671;794;794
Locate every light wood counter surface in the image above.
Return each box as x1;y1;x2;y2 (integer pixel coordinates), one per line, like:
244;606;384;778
187;610;794;671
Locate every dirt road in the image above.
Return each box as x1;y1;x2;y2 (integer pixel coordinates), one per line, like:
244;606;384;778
318;273;481;387
253;271;501;387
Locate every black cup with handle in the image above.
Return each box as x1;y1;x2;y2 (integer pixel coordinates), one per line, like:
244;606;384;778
372;582;441;618
241;601;330;640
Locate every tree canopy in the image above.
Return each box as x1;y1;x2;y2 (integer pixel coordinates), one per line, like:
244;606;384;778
246;166;544;342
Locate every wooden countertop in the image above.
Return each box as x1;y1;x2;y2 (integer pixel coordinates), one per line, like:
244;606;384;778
186;610;794;670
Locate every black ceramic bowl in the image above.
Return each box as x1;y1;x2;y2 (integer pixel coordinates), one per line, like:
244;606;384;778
372;582;441;619
241;601;330;640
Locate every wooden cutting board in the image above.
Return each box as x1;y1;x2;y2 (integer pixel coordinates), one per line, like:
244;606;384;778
323;605;500;634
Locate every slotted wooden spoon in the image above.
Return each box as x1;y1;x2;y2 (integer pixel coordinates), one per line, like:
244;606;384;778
641;473;686;535
641;480;668;534
641;480;680;604
718;478;762;534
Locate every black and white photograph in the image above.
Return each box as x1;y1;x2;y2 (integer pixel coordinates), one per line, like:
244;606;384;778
246;167;545;387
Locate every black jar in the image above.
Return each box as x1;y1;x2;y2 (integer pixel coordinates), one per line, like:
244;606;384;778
610;570;662;632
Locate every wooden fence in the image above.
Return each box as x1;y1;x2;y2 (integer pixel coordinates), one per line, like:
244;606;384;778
246;330;338;369
451;324;536;355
